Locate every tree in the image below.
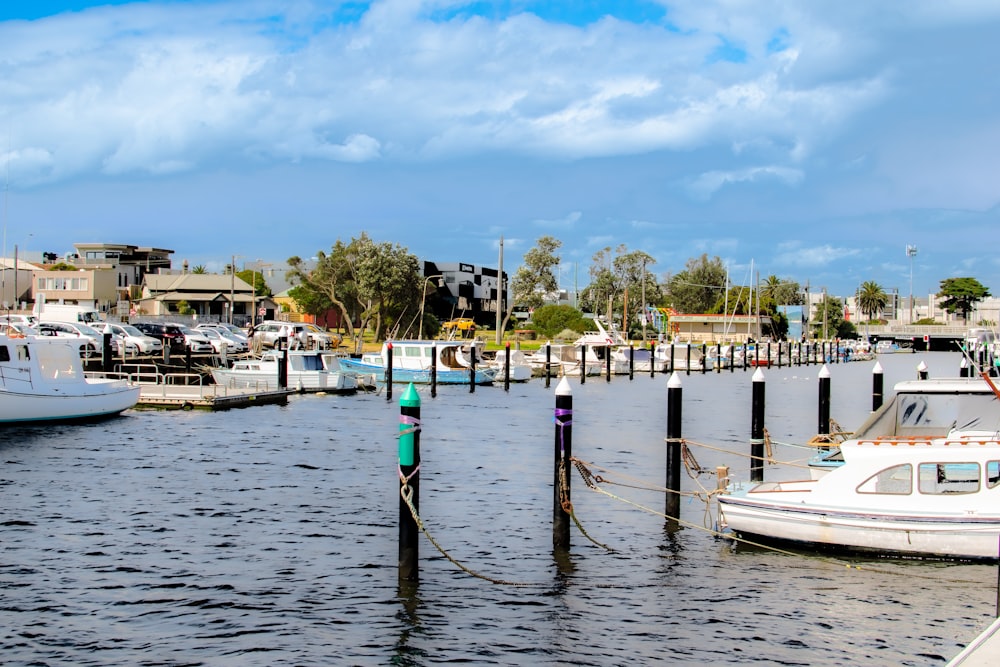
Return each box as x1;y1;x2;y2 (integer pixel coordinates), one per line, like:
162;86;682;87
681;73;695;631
287;239;358;343
499;236;562;332
938;277;991;321
857;281;888;322
811;294;854;339
46;262;79;271
191;265;207;274
578;245;660;334
351;236;422;342
666;254;727;314
236;269;272;297
530;304;590;338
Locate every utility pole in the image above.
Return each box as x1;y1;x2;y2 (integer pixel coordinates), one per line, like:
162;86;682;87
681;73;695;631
822;287;828;340
906;244;918;324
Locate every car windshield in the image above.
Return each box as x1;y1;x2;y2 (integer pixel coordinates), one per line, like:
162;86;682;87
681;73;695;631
120;325;144;336
76;324;101;336
200;329;220;339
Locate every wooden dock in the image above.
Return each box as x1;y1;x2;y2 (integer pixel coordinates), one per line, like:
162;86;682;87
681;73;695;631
135;383;291;410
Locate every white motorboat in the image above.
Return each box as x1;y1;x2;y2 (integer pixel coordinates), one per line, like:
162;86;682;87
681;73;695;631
211;349;360;394
524;343;602;377
0;333;140;424
719;377;1000;559
486;348;534;383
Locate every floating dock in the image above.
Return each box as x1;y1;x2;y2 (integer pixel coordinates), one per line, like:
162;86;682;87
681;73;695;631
135;383;291;410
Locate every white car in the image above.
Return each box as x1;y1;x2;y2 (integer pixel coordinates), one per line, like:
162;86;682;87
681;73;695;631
104;323;163;356
36;320;104;357
174;325;215;353
198;327;248;354
196;322;248;343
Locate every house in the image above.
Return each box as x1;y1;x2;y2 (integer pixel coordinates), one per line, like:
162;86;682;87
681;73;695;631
1;256;41;310
662;311;773;344
136;273;275;325
422;261;508;327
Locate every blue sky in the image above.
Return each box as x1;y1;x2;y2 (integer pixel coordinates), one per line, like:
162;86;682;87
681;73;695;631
2;0;999;300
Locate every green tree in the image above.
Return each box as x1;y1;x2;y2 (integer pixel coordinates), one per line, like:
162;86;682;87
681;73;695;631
500;236;562;332
191;265;207;274
351;235;422;342
236;269;272;297
666;254;727;314
579;245;660;333
287;239;357;342
857;281;888;322
530;304;589;338
811;294;855;339
175;299;194;315
938;277;991;321
47;262;79;271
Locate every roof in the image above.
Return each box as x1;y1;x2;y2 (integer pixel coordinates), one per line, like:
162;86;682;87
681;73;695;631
144;273;253;293
0;258;43;270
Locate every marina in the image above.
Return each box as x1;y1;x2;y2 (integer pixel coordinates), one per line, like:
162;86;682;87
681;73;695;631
1;350;998;664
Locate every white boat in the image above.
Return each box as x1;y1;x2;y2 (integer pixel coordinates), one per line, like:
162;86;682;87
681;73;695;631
486;348;534;383
0;333;140;424
574;320;631;375
211;349;360;394
337;339;497;385
524;343;602;377
808;375;1000;478
719;378;1000;559
653;342;706;372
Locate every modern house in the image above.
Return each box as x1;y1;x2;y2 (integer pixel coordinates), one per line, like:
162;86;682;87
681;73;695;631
422;261;508;327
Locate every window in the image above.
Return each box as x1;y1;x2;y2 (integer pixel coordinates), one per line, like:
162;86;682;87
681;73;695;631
918;462;980;495
988;461;1000;489
858;464;912;495
0;345;9;362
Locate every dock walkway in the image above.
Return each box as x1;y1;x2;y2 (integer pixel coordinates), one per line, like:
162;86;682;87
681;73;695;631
135;382;291;410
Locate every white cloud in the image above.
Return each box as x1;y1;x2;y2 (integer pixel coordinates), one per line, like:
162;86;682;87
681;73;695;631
685;165;804;200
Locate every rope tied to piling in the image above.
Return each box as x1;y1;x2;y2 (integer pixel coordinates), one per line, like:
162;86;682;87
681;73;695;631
553;407;572;455
398;463;421;484
558;456;614;552
397;414;421;438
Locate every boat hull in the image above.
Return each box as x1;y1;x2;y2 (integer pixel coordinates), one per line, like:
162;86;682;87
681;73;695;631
337;358;495;385
1;382;140;423
212;369;355;393
719;493;1000;559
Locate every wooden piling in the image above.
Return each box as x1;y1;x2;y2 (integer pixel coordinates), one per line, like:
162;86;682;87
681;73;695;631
818;364;831;436
504;342;511;391
917;361;929;380
960;356;970;378
278;348;288;389
469;345;476;393
666;372;682;522
544;343;552;388
629;344;634;381
872;361;884;412
385;342;393;400
430;343;437;397
102;332;113;373
605;345;611;382
398;383;421;581
553;377;572;550
579;344;586;385
751;368;765;483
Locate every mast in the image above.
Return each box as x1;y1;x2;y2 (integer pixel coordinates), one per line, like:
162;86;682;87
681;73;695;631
495;236;503;345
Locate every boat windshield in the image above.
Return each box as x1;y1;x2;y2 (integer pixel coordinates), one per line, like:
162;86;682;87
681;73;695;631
36;344;80;382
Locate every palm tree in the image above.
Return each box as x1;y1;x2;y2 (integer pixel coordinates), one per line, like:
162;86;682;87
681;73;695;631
857;281;888;343
191;265;207;274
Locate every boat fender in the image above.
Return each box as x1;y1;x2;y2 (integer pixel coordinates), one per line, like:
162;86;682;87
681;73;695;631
181;401;194;411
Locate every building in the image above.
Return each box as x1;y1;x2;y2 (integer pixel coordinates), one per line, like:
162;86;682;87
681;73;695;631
1;256;41;310
422;261;508;327
136;273;275;325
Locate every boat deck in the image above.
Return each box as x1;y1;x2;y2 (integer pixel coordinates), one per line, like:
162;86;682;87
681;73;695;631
948;617;1000;666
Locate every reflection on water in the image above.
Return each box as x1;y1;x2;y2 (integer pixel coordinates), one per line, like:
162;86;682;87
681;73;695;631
0;353;992;665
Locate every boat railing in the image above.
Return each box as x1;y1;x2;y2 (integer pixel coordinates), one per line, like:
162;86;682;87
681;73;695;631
747;480;815;493
216;376;278;392
0;364;34;389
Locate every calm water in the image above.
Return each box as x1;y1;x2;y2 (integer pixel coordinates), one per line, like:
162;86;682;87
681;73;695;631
2;352;995;666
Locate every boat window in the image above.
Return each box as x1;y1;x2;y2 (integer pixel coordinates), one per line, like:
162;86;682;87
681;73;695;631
405;347;422;358
17;345;29;361
857;464;912;495
918;462;980;495
0;345;8;362
988;461;1000;488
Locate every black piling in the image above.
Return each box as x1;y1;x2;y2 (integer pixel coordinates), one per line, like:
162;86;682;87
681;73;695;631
544;343;552;388
430;343;437;398
504;342;511;391
666;372;683;522
700;343;707;375
715;342;722;373
553;377;572;550
398;383;421;581
960;356;970;378
917;361;929;381
102;332;113;372
469;345;477;393
278;348;288;389
742;343;748;371
872;361;884;412
651;341;658;378
385;342;394;400
818;364;831;437
729;343;735;373
605;345;611;383
629;345;634;381
686;344;692;376
751;368;766;483
578;344;586;385
185;346;192;376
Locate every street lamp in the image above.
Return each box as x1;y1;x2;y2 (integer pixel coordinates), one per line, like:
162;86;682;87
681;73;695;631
418;274;444;340
906;244;918;324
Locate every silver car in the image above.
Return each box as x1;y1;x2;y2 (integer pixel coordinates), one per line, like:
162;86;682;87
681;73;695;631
173;325;215;353
105;323;163;356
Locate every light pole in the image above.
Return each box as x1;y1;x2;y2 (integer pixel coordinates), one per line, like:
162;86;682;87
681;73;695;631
418;275;443;340
906;244;918;324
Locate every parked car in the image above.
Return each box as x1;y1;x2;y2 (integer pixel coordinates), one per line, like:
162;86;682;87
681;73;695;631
36;321;103;357
196;322;249;343
252;321;307;349
133;322;187;352
197;326;248;354
173;324;215;353
1;313;38;327
302;323;341;349
103;323;163;356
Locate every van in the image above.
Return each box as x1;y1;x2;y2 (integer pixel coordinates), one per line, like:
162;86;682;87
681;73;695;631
32;302;102;325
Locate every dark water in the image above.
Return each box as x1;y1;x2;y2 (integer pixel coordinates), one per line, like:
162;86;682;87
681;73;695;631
1;352;995;665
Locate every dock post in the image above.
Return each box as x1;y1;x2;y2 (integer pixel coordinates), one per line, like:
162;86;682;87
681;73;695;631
385;342;393;401
544;343;551;388
185;345;192;377
469;345;476;393
686;344;692;376
777;342;783;368
163;340;171;365
917;360;929;380
666;372;682;523
700;343;706;374
430;343;437;398
751;368;766;483
742;343;748;371
629;344;634;381
578;344;586;385
960;356;970;378
605;345;611;382
729;343;735;373
766;342;772;367
715;342;722;373
278;347;288;389
651;340;658;377
872;361;884;412
102;332;113;373
818;364;831;436
553;377;572;550
504;342;511;391
398;383;421;581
